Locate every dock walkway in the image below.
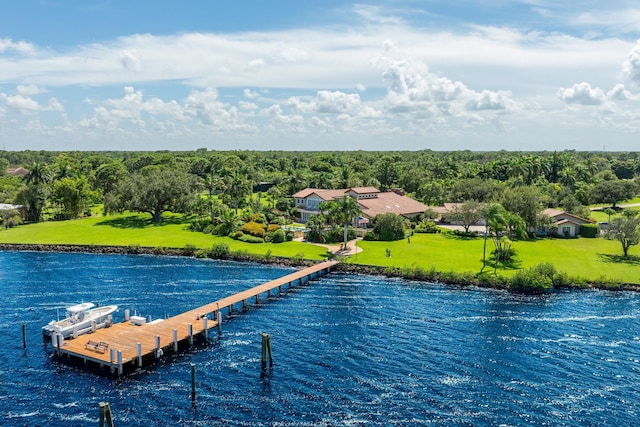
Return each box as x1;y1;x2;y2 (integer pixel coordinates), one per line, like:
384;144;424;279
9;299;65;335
52;260;337;375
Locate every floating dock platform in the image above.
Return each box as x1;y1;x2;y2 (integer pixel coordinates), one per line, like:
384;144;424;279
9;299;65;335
50;260;337;376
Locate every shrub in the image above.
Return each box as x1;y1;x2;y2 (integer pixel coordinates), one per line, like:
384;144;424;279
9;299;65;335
508;263;561;293
239;234;264;243
285;231;294;241
372;213;406;241
241;221;266;238
211;242;230;258
183;244;197;256
452;230;478;238
190;217;212;232
580;223;599;238
229;230;244;240
415;220;441;234
1;209;23;228
271;228;286;243
267;224;281;232
509;268;552;294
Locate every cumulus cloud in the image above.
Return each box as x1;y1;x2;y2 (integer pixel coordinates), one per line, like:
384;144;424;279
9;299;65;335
557;82;606;105
288;90;362;114
622;40;640;84
607;83;633;101
374;41;518;123
0;37;36;54
0;91;65;115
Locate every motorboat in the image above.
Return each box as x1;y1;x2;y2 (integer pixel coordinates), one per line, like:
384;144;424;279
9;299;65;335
42;302;118;339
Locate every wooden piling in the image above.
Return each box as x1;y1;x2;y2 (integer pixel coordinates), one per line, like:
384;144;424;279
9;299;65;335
117;350;123;376
99;402;115;427
261;333;273;370
216;310;222;337
190;363;196;402
22;323;26;349
155;335;161;359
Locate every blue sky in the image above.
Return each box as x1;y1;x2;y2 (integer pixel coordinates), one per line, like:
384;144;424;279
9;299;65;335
1;0;640;151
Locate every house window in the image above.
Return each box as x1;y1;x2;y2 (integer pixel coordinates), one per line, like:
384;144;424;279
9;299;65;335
561;226;571;236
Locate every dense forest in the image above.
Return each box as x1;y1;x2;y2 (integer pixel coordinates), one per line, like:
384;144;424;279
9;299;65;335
1;149;639;235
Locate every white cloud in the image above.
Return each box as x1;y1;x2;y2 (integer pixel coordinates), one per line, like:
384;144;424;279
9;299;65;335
288;90;362;114
622;40;640;84
16;84;47;96
557;82;606;105
607;83;633;101
0;37;36;54
374;43;518;124
119;49;142;71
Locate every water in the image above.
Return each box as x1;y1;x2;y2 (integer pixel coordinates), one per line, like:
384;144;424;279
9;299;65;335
0;251;639;426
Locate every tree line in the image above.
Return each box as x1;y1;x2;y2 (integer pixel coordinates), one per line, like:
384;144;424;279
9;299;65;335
1;149;640;242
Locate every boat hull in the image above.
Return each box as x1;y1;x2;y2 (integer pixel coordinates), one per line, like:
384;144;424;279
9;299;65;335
42;305;118;339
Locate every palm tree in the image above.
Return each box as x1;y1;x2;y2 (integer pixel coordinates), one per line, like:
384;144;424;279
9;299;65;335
322;195;362;251
221;167;252;214
481;203;505;272
306;214;326;243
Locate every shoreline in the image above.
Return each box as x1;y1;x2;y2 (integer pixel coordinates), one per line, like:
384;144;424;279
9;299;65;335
2;243;639;293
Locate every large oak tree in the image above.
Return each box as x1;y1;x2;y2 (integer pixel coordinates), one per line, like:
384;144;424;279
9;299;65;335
105;168;198;223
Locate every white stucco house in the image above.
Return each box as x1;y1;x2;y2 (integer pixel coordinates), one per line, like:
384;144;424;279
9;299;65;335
541;208;593;237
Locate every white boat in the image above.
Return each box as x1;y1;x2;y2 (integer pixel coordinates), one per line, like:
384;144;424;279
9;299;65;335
42;303;118;339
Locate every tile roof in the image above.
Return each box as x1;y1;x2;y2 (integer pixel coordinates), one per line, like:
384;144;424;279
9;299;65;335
358;191;428;218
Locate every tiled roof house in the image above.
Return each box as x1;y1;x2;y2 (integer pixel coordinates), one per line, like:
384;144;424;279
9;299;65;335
292;187;428;223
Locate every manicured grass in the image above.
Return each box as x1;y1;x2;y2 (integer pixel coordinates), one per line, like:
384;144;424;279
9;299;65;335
350;232;640;283
3;214;640;284
0;213;329;260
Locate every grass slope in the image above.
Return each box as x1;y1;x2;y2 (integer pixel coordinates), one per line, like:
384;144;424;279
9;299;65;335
351;233;640;283
0;213;329;260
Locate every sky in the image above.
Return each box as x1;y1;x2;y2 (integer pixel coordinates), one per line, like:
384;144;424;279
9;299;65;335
1;1;640;152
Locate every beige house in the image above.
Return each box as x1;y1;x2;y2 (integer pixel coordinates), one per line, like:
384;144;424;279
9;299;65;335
541;208;592;237
292;187;428;224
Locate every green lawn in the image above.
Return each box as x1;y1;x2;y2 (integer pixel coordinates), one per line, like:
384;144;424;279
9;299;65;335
3;213;640;284
350;232;640;283
0;213;329;260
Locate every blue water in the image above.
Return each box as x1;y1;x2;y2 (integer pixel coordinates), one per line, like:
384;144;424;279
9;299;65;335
0;251;639;426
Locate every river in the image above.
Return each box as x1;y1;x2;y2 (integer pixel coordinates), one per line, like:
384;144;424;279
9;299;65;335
0;251;638;426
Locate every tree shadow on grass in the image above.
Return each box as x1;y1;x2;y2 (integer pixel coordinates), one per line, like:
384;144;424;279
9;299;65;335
95;214;191;229
598;253;640;265
442;231;481;241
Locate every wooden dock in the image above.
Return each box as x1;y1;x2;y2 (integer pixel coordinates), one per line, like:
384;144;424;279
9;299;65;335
51;260;337;376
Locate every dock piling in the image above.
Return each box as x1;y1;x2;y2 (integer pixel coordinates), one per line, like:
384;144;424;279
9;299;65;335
155;335;161;359
203;316;208;340
216;310;222;337
172;329;178;352
117;350;123;376
99;402;115;427
261;333;273;370
188;323;193;345
190;363;196;402
136;342;142;367
22;323;26;349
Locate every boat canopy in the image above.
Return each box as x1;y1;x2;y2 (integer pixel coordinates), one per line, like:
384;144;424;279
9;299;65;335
66;302;95;316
